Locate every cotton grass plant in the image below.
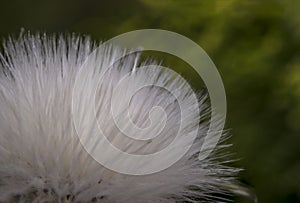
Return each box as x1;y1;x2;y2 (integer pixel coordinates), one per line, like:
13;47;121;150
0;33;241;202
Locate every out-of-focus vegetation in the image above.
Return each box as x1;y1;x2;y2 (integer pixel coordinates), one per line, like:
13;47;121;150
0;0;299;202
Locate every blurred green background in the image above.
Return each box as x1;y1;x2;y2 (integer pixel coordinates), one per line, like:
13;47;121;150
0;0;299;202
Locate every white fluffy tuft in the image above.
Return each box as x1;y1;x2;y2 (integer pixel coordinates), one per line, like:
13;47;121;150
0;33;239;202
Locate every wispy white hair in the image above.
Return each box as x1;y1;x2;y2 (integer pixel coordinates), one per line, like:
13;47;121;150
0;33;239;202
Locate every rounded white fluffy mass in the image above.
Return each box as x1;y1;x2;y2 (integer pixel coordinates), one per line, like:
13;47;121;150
0;33;238;202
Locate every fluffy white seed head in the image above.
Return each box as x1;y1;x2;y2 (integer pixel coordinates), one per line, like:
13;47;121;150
0;33;238;202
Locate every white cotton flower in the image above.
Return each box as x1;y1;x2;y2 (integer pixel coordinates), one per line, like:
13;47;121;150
0;33;239;202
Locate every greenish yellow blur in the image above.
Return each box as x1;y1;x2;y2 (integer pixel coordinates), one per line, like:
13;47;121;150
0;0;299;202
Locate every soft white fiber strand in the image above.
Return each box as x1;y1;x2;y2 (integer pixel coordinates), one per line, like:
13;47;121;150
0;33;239;203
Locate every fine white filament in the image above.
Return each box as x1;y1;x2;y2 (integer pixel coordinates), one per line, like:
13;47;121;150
0;33;239;202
